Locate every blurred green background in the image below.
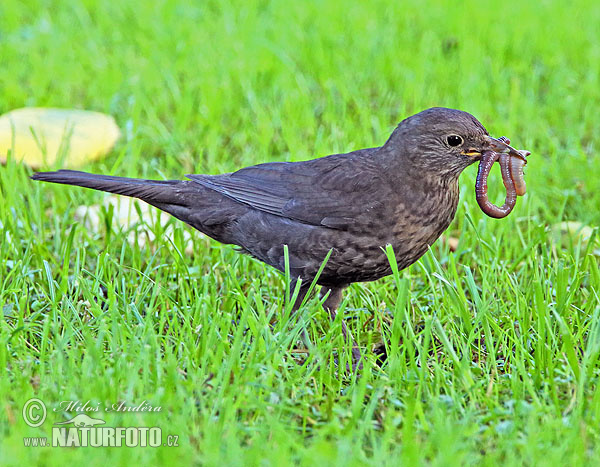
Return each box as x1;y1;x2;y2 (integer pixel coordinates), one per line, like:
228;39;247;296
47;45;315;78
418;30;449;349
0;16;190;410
1;0;600;464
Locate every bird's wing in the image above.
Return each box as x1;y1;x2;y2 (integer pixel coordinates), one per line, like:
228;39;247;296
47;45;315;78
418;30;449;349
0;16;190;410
187;150;391;229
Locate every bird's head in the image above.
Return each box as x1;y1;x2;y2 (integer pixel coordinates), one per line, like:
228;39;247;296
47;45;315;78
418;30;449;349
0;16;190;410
384;107;523;177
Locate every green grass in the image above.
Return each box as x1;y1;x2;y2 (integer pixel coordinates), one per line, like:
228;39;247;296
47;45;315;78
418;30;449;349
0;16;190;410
2;0;600;464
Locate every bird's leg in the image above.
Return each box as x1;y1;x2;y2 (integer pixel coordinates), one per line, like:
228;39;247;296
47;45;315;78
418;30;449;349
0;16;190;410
320;286;363;371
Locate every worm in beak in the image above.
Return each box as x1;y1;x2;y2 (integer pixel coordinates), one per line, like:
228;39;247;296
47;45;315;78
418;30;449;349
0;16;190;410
475;136;530;218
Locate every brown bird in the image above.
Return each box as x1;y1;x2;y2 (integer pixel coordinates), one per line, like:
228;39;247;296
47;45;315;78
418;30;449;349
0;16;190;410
32;107;520;368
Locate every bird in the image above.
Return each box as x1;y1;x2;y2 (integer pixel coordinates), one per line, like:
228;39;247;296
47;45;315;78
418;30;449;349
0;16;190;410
32;107;518;369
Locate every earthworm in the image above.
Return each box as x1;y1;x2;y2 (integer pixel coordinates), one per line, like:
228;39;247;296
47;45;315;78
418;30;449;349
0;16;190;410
509;153;527;196
475;151;518;218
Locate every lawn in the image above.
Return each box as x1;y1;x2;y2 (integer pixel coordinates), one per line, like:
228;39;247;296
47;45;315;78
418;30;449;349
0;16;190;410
1;0;600;464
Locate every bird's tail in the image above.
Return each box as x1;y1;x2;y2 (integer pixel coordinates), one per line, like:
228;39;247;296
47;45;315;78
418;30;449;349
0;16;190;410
31;170;186;206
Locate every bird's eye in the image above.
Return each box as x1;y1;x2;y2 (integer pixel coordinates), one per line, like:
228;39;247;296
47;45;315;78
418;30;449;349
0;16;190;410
447;135;463;147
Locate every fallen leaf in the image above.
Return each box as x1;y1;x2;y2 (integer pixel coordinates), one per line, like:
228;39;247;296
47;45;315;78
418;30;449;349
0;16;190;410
447;236;459;252
75;195;196;256
0;107;120;168
553;221;595;242
441;235;460;252
552;221;599;255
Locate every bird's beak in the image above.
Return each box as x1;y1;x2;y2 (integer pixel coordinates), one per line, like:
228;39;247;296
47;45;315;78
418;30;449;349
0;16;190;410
461;149;483;158
484;136;529;162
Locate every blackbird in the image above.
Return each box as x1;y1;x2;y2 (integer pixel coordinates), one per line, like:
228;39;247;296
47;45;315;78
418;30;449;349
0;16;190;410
32;107;520;368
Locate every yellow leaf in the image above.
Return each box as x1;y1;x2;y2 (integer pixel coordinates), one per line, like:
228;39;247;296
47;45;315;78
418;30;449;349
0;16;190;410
553;221;595;243
552;221;599;256
0;107;120;168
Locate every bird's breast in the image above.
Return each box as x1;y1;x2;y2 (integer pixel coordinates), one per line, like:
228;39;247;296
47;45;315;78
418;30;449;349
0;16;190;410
313;179;460;285
389;178;460;263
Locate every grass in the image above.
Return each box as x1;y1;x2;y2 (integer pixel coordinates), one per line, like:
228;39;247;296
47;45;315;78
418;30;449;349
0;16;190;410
1;0;600;464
